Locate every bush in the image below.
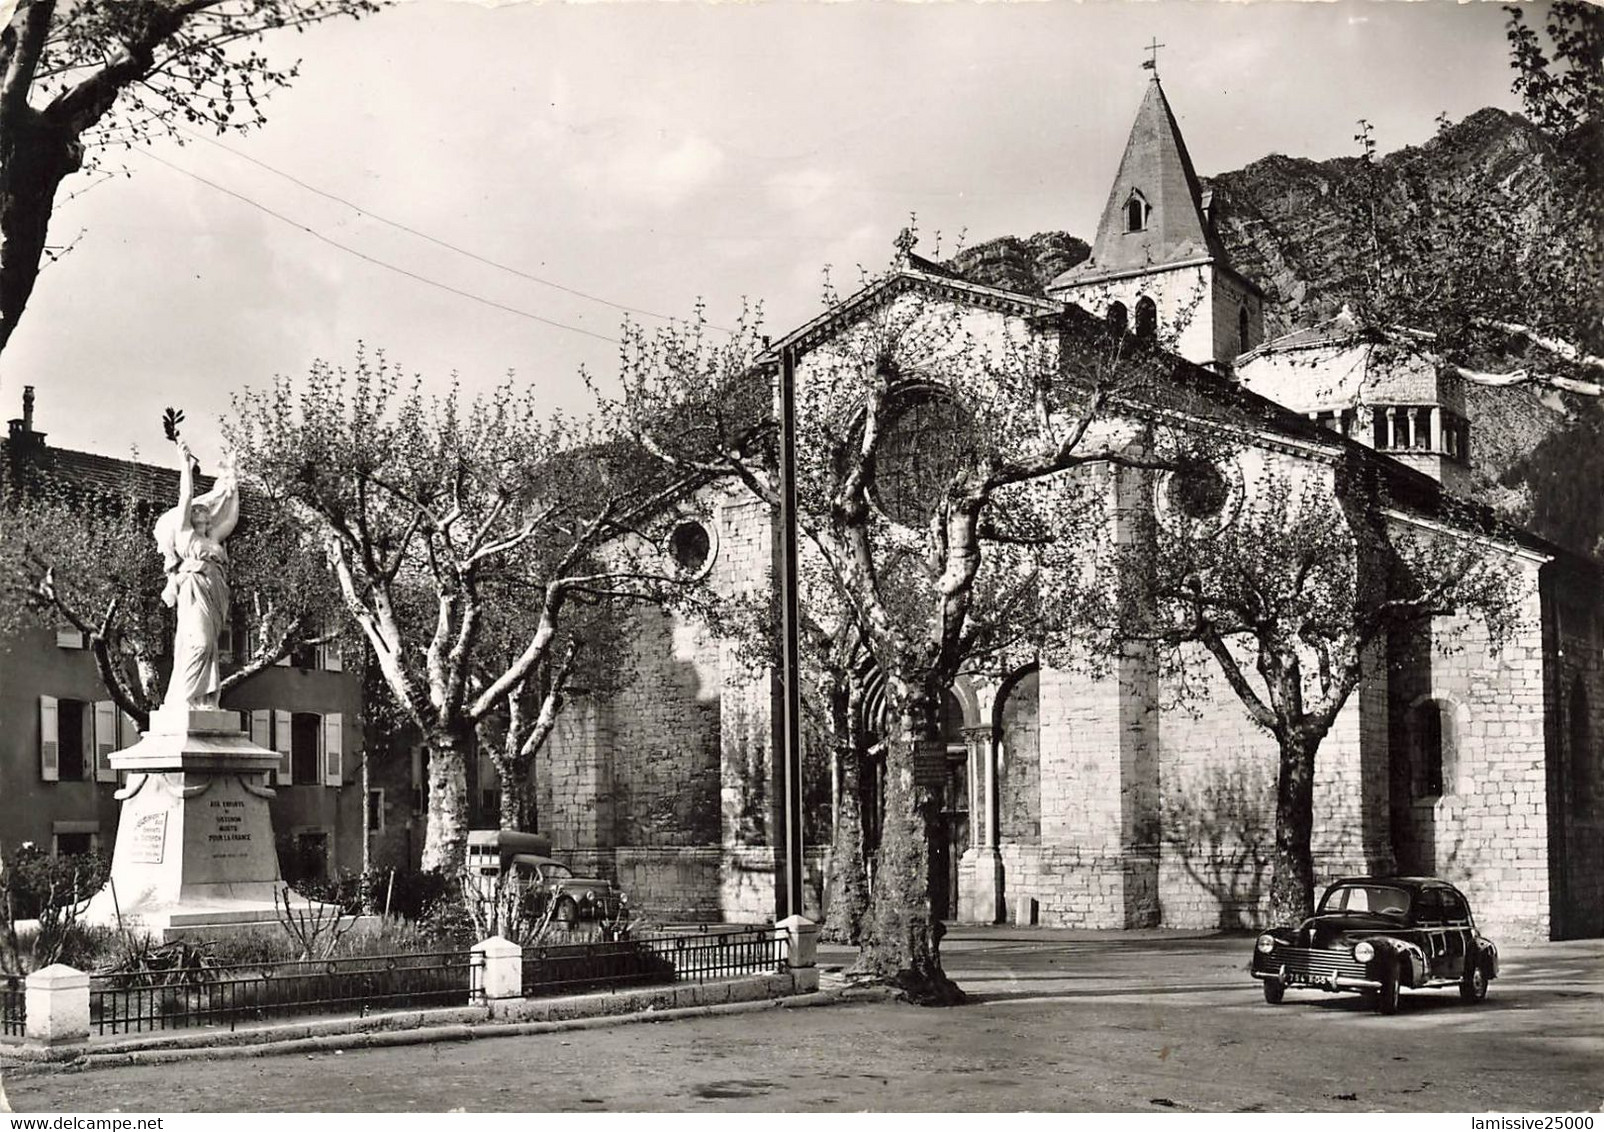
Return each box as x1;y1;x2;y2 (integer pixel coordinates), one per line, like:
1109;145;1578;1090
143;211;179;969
290;867;453;922
2;844;108;920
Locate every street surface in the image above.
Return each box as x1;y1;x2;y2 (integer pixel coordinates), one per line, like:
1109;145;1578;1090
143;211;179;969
7;927;1601;1112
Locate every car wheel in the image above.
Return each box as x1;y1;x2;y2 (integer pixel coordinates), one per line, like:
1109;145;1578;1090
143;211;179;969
1460;959;1489;1004
553;896;579;924
1262;978;1285;1005
1376;960;1401;1015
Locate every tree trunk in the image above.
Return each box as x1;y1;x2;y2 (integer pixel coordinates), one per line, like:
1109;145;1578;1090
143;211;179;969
822;745;869;945
851;689;963;1005
497;757;535;832
0;109;82;359
1268;732;1318;924
420;727;471;873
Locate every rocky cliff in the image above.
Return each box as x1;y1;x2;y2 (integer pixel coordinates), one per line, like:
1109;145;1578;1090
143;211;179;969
950;109;1600;558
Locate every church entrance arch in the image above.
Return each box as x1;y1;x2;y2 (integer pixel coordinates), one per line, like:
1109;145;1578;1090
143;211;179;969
851;664;974;921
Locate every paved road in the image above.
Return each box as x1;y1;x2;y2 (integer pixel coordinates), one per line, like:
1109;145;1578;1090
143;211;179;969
7;928;1601;1112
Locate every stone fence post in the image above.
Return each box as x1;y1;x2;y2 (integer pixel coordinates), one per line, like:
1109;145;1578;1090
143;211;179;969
471;936;523;1001
25;964;89;1049
774;915;818;969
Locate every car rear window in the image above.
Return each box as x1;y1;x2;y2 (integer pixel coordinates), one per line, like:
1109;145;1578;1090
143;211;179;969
1319;884;1411;917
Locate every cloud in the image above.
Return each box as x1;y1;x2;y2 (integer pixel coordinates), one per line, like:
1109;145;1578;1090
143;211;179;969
565;128;726;211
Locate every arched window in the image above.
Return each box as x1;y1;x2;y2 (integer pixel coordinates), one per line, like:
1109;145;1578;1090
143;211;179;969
1238;306;1250;356
1134;296;1158;341
1106;301;1128;337
1411;699;1457;800
1125;192;1147;232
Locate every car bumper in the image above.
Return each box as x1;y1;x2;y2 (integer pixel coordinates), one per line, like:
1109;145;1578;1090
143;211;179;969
1254;968;1382;991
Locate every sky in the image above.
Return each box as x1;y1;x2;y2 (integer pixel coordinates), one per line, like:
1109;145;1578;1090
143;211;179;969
0;0;1532;469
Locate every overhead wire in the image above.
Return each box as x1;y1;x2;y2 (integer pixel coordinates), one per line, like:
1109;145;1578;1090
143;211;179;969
143;148;623;345
175;126;734;334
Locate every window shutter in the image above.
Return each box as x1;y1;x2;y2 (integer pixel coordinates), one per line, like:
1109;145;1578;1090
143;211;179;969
118;710;140;749
55;628;85;649
76;704;94;783
93;701;118;783
323;713;344;787
273;709;293;785
39;696;59;782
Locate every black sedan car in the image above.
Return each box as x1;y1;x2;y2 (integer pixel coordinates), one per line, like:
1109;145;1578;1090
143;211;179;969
1251;877;1499;1014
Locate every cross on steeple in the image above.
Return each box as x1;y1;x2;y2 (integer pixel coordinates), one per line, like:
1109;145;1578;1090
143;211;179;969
1142;37;1165;77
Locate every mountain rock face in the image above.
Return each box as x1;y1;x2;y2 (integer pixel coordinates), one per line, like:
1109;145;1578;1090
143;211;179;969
946;232;1089;295
948;108;1600;558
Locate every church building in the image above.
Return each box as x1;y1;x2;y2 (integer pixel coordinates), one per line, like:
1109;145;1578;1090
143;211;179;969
528;73;1603;945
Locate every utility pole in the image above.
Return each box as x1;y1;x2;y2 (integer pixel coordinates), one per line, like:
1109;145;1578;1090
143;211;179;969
775;344;806;921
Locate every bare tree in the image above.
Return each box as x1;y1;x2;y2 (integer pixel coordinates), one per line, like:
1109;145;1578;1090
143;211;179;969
0;457;345;728
228;349;706;871
0;0;380;361
613;267;1177;1003
1113;457;1527;922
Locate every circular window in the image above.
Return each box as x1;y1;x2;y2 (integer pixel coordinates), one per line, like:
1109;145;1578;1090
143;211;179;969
1167;461;1230;520
667;519;714;577
1154;457;1242;537
870;388;976;528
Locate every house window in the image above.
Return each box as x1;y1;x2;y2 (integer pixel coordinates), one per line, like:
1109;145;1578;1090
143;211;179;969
1134;296;1158;341
1106;301;1128;338
53;830;95;857
262;709;344;787
367;789;386;834
1238;306;1250;356
290;712;321;784
57;699;87;782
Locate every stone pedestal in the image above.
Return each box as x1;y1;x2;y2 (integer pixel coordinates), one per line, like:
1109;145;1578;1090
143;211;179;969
957;847;1005;924
83;706;326;936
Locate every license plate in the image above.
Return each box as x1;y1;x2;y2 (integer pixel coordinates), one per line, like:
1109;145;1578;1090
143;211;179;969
1285;971;1334;988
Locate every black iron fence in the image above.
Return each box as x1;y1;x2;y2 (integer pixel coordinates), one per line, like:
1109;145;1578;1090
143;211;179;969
521;926;784;998
1;972;23;1039
89;950;480;1036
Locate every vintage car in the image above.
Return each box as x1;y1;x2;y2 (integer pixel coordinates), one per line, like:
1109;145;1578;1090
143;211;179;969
1250;877;1498;1014
465;829;628;923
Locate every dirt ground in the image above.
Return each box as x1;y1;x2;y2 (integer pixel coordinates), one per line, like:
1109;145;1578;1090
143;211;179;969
5;928;1601;1112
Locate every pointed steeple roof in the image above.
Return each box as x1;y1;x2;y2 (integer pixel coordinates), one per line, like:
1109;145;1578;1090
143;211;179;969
1055;78;1227;286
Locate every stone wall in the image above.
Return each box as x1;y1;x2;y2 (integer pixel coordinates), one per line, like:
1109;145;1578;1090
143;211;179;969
1548;565;1604;939
996;670;1040;844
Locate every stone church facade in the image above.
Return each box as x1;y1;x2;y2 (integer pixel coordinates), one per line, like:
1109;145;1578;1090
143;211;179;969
531;78;1603;943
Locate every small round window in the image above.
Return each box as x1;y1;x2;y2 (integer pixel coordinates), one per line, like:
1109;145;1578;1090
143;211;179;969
667;519;713;577
1167;461;1230;521
1154;456;1242;537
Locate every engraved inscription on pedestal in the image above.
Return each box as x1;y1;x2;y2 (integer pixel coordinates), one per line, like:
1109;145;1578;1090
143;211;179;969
130;810;169;865
206;796;253;864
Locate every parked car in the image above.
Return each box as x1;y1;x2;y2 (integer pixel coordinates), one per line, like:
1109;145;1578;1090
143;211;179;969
509;855;628;923
465;830;628;923
1250;876;1498;1014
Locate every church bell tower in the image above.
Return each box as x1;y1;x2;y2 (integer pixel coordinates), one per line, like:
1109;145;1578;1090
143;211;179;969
1048;67;1265;373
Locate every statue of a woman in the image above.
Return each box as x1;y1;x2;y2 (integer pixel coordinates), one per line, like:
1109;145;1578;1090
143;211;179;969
154;437;239;711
